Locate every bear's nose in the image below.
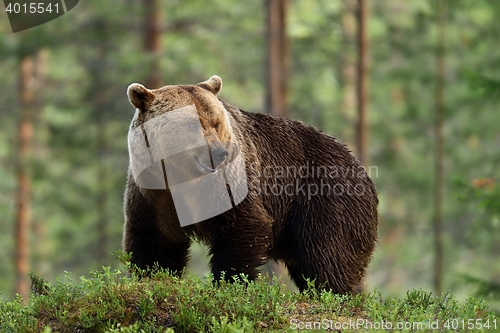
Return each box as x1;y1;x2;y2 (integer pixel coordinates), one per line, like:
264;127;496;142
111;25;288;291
211;146;228;165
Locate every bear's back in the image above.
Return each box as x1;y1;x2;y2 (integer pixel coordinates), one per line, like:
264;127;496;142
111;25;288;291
230;107;378;226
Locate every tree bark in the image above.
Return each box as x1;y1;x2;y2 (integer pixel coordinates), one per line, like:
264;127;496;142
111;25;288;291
356;0;370;167
265;0;289;117
434;0;446;296
143;0;162;89
15;51;44;299
341;0;358;148
32;50;48;277
89;41;110;266
95;96;108;265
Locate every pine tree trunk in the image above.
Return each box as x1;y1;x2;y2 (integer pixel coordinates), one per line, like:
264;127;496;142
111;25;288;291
31;50;48;276
143;0;162;89
96;103;108;265
341;0;358;148
89;43;110;266
14;54;38;299
263;0;290;283
356;0;370;167
434;0;446;296
265;0;289;117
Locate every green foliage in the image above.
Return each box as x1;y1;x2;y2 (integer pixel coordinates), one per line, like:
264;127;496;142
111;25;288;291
453;68;500;310
0;261;497;332
0;294;38;333
461;275;500;301
468;73;500;99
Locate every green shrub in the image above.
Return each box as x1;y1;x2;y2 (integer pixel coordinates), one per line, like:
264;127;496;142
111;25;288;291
0;254;497;332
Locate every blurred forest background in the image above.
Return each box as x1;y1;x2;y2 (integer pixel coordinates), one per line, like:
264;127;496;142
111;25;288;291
0;0;499;310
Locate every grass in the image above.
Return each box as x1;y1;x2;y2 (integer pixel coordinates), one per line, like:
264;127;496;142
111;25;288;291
0;252;498;332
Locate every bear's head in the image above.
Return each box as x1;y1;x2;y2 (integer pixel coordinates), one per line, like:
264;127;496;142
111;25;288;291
127;76;238;189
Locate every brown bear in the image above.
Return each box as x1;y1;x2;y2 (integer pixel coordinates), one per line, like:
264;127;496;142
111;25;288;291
123;75;378;293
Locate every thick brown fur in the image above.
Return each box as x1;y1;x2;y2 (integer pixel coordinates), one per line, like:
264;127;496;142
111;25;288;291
123;76;378;293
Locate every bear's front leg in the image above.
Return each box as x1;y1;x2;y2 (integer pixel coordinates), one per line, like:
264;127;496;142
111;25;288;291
206;206;273;283
123;181;191;276
124;224;191;276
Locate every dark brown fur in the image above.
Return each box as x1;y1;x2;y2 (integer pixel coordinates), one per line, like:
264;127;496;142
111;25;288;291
123;76;378;293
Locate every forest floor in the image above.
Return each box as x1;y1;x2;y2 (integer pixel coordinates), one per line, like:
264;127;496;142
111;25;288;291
0;253;498;332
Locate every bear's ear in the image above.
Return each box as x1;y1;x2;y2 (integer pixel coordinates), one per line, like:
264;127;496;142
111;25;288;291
127;83;156;110
197;75;223;95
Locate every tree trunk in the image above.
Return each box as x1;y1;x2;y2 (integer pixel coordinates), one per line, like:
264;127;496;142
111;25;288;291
265;0;289;117
341;0;358;149
95;100;108;265
263;0;289;279
15;51;44;299
356;0;370;168
89;43;110;266
143;0;162;89
434;0;446;296
32;50;48;277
